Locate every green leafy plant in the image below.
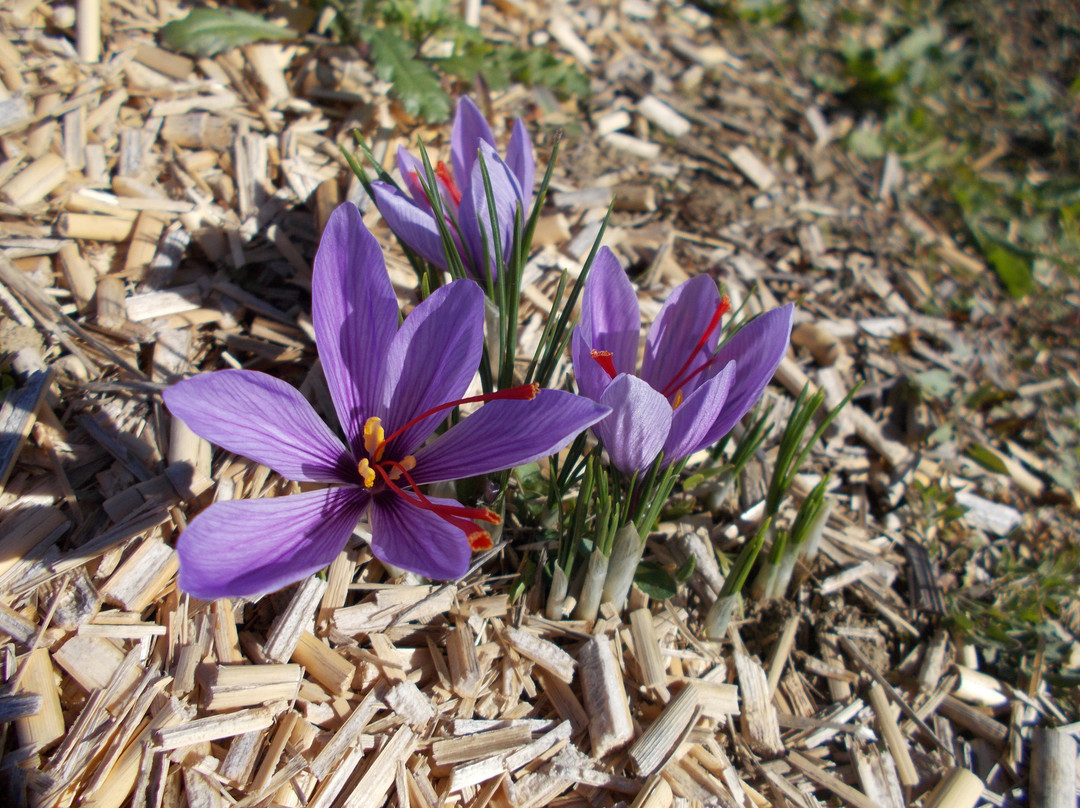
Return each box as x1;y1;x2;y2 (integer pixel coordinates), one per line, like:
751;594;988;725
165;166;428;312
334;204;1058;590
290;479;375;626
328;0;588;120
161;7;299;57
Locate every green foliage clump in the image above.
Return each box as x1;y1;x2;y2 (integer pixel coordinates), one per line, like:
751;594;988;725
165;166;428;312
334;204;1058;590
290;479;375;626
162;0;589;123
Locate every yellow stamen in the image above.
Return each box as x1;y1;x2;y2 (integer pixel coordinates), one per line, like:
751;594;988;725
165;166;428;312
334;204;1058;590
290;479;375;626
387;455;416;481
672;389;684;409
363;416;385;460
357;458;376;488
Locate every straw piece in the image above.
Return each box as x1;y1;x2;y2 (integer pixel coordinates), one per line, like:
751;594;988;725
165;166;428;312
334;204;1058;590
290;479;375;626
220;728;266;787
447;750;511;792
343;724;417;808
733;647;784;758
52;634;141;708
57;213;136;242
1031;727;1077;808
57;242;97;311
263;576;327;662
921;767;984;808
727;145;776;190
938;695;1008;745
100;538;177;612
433;724;533;766
308;743;365;808
0;363;51;494
292;631;353;695
788;751;877;808
630;609;670;699
447;620;483;699
0;693;42;721
952;664;1009;708
504;719;572;772
333;585;454;634
638;95;692;138
213;598;243;663
765;615;800;698
536;668;589;735
2;153;67;206
628;682;702;776
866;681;919;788
578;634;634;758
504;626;577;683
0;601;37;645
847;738;905;808
203;663;302;711
14;648;65;751
386;679;436;726
154;706;275;749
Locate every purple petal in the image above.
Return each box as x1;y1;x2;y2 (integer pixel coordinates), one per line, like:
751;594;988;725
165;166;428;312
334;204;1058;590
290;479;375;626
164;370;354;484
593;375;672;476
662;360;735;464
370;182;448;271
380;279;484;458
451;97;496;190
696;303;795;447
506;118;535;203
580;248;640;376
410;389;610;484
641;274;722;396
177;487;369;600
395;147;427;205
457;142;524;281
313;204;401;455
368;493;471;579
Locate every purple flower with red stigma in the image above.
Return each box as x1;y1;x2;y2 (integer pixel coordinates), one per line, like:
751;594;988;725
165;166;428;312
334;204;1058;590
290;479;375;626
571;248;794;476
164;204;607;600
369;97;534;281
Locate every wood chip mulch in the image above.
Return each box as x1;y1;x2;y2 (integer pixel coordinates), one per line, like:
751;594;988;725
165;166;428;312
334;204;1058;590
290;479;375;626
0;2;1076;807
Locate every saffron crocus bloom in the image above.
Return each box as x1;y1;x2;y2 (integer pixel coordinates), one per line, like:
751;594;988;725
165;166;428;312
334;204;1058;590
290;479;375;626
572;247;794;476
164;204;606;600
370;97;534;281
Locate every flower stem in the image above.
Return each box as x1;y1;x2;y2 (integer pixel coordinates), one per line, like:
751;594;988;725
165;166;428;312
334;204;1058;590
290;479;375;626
600;522;643;612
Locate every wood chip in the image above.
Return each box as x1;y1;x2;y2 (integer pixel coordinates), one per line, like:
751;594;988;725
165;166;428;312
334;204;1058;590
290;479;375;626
578;634;635;758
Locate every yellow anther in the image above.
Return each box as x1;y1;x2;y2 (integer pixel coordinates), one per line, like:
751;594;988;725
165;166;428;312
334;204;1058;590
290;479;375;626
363;416;385;459
387;455;416;481
672;389;684;409
357;458;376;488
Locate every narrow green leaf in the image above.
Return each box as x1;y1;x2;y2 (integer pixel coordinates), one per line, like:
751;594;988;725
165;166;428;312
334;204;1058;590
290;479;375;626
965;443;1009;475
161;8;297;58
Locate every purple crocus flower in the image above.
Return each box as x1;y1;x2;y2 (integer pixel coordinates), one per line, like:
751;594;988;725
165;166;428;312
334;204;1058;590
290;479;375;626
164;204;606;600
369;97;534;281
571;247;794;476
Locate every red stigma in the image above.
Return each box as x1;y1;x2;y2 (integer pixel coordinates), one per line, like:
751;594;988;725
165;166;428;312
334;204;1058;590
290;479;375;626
374;462;502;545
660;294;731;400
435;161;463;206
377;384;539;457
591;350;618;379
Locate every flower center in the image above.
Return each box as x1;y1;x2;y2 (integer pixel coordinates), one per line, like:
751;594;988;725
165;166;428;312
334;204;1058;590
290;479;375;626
408;160;463;209
659;294;731;405
356;383;539;551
